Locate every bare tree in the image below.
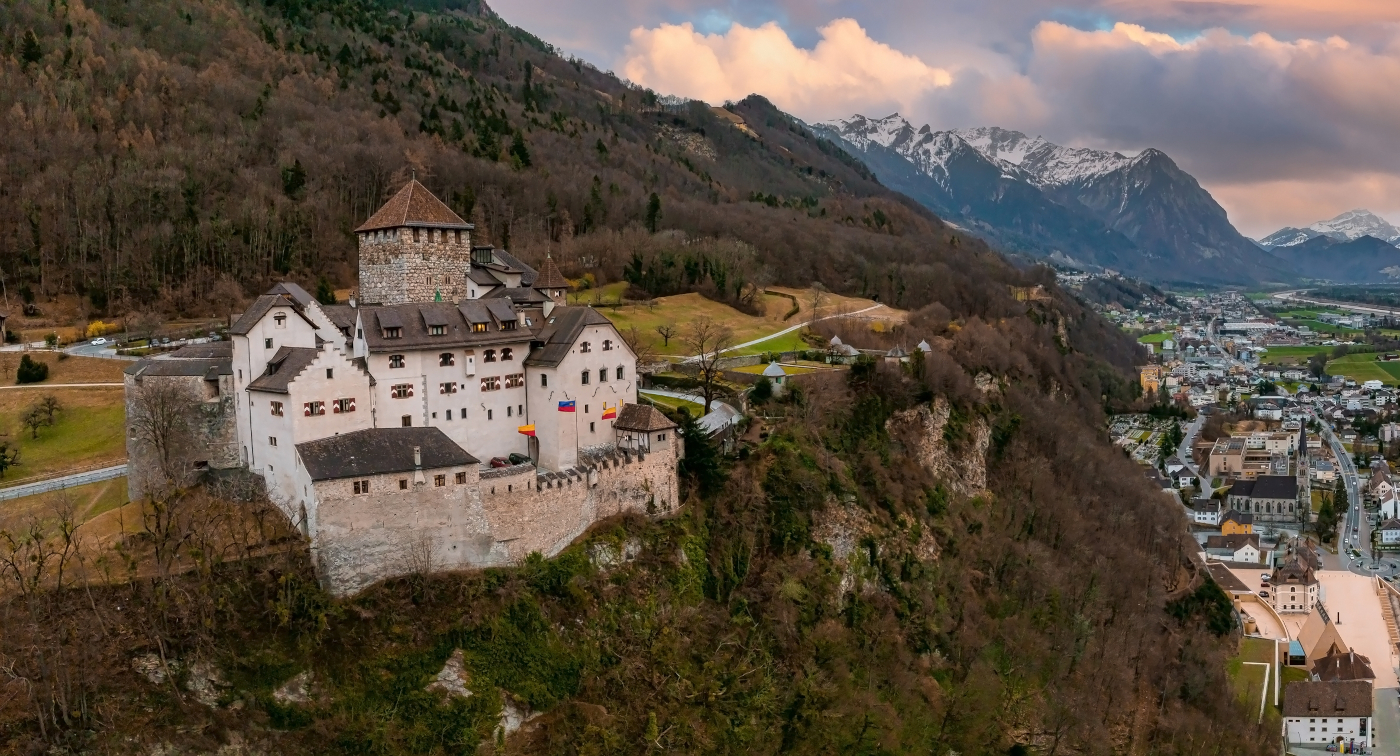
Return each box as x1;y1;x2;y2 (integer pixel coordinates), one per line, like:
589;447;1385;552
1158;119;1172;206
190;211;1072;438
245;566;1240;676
39;394;60;425
128;378;202;496
0;440;19;478
655;321;677;348
682;316;734;414
22;405;46;439
621;324;656;366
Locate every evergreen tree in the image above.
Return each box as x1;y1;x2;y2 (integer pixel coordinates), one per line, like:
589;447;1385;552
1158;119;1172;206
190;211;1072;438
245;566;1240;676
645;192;661;233
677;408;724;498
16;355;48;384
315;276;337;305
21;30;42;67
281;159;306;197
508;130;531;167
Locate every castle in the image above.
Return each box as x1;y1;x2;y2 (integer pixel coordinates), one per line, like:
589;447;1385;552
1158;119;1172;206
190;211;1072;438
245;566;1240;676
125;180;679;595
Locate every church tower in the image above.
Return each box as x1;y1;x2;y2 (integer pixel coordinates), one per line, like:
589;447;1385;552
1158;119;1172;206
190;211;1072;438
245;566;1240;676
354;180;474;305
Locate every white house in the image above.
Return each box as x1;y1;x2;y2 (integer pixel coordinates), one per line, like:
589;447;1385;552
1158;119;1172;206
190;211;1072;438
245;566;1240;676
1204;533;1262;563
1380;519;1400;547
1283;681;1372;750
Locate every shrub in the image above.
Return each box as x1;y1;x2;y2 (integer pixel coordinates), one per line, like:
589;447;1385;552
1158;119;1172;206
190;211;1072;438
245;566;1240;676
751;376;773;403
43;332;58;348
16;355;48;384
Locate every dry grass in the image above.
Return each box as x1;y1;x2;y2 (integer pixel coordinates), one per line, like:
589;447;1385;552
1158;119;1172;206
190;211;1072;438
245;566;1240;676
0;387;127;482
0;479;138;553
0;353;128;385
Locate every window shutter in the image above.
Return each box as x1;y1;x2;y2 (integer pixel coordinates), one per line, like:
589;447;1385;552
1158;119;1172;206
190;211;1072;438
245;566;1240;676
333;401;341;413
408;385;414;397
348;398;356;412
304;403;312;416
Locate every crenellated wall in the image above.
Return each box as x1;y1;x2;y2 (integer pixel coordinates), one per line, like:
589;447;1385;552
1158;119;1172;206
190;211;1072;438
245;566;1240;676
357;227;474;305
305;441;679;596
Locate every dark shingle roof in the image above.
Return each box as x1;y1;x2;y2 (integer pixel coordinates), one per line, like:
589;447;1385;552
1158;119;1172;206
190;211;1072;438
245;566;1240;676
296;427;477;480
1205;533;1259;551
1227;479;1255;498
1273;555;1318;585
1311;651;1376;682
125;357;231;378
489;249;538;286
614;404;677;432
1381;518;1400;531
354;180;470;233
1222;509;1253;525
1282;681;1373;718
523;307;614;368
359;302;527;352
229;286;318;335
534;255;568;289
1205;563;1250;593
166;342;233;359
484;287;549;304
1251;475;1299;500
247;347;319;393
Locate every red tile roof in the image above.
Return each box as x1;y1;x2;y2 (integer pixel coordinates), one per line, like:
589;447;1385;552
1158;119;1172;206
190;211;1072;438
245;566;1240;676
355;179;470;232
534;255;569;290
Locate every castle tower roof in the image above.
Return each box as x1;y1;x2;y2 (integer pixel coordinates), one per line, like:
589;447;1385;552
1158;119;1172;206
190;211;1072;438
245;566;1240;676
355;179;472;233
534;255;568;290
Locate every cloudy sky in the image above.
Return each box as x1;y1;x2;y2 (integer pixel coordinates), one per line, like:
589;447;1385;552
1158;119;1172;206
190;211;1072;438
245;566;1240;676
490;0;1400;238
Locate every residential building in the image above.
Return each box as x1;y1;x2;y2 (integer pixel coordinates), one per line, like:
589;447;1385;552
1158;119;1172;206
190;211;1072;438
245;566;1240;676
1271;556;1321;614
1380;519;1400;547
1221;509;1254;535
1283;681;1372;750
1204;533;1262;563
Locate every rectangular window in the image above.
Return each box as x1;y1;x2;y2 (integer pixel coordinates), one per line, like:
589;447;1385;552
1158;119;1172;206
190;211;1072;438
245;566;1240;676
473;323;487;333
540;374;548;387
399;479;408;490
501;348;513;361
326;368;334;379
401;415;412;427
590;422;595;433
581;370;590;385
507;406;512;417
585;405;590;414
480;375;502;392
504;373;525;389
269;436;277;447
616;366;624;380
353;480;370;494
304;401;326;416
600;368;608;382
446;409;453;420
264;338;273;349
384;327;402;339
334;398;356;413
502;320;517;330
274;314;287;328
440;382;458;394
389;355;406;368
439;353;455;367
392;384;413;399
461;407;467;419
456;472;467;484
488;409;493;420
429;325;446;336
270;401;284;416
434;474;446;487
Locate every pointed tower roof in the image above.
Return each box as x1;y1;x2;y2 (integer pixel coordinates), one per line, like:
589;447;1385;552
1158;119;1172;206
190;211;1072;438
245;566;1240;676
534;254;569;290
355;179;472;233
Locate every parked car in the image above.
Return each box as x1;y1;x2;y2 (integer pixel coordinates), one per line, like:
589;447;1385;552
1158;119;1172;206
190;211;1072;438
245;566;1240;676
489;457;510;468
1260;573;1270;582
90;337;107;346
1260;591;1269;599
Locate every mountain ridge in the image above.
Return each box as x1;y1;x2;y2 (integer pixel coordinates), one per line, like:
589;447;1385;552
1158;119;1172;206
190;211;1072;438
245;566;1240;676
815;113;1287;285
1258;209;1400;249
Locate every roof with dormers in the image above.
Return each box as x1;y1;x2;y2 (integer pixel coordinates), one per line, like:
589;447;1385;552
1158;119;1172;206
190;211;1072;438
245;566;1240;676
355;180;471;233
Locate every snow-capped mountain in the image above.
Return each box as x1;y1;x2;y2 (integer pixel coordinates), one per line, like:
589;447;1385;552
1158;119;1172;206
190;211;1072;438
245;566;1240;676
814;114;1284;285
1258;209;1400;249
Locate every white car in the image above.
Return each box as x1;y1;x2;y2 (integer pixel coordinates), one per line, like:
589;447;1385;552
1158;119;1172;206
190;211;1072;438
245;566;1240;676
90;337;107;346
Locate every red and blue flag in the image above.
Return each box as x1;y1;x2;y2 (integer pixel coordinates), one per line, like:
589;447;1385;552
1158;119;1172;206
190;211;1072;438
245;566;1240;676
558;400;576;412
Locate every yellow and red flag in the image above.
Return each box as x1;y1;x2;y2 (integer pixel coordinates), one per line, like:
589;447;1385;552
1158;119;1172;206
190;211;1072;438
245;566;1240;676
517;424;536;436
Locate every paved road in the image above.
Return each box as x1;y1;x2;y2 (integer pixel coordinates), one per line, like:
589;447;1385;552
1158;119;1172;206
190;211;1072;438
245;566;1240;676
1176;414;1204;478
0;464;128;501
710;303;888;357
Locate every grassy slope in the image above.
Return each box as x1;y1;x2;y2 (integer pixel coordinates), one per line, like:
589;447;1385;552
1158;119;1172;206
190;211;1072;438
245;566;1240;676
1327;353;1400;385
0;387;127;482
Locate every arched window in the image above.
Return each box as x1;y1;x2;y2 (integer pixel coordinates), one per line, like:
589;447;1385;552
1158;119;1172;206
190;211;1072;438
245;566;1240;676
501;348;513;361
389;355;406;369
439;353;455;367
616;365;624;380
599;368;608;383
484;349;497;362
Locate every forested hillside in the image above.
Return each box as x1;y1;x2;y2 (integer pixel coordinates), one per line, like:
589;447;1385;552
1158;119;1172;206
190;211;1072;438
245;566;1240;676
0;0;1272;753
2;0;966;315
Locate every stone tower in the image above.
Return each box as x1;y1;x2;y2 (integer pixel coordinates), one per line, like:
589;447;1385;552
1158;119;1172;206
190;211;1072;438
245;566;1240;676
355;180;474;305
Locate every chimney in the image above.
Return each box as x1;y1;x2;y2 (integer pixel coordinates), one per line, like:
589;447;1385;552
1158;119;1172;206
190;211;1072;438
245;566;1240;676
413;445;425;485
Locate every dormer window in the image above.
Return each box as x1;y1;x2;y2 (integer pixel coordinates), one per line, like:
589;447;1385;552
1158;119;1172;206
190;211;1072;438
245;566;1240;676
384;327;402;339
580;341;591;353
501;348;513;361
484;349;497;363
502;320;517;331
439;353;455;367
429;325;446;336
473;323;487;333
